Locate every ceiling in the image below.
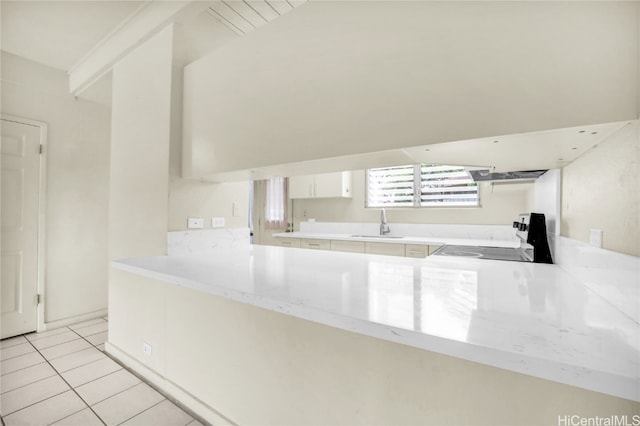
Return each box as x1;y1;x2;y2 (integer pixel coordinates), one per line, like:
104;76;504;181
1;1;634;180
0;0;308;104
0;1;144;71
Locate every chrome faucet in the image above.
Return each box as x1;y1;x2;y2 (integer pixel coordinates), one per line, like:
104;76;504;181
380;208;391;235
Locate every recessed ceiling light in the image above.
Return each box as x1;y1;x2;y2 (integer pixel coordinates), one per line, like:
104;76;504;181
578;130;586;133
591;132;598;135
558;158;564;161
493;140;499;143
571;147;577;150
424;148;430;152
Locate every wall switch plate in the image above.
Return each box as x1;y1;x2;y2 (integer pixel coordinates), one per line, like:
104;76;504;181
212;217;225;228
187;217;204;229
231;202;239;217
142;342;152;356
589;229;603;248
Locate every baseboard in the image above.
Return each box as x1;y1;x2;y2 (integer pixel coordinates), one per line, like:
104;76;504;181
105;342;235;426
43;308;108;331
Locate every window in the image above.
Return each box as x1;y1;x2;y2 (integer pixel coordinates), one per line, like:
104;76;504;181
264;177;287;229
366;164;479;208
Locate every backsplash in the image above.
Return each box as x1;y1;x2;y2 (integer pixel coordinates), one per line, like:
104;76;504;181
553;236;639;324
299;221;518;241
168;228;250;256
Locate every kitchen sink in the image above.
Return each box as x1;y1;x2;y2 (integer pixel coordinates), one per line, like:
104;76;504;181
350;235;404;239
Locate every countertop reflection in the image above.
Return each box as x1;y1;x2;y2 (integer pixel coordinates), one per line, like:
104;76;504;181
113;244;639;402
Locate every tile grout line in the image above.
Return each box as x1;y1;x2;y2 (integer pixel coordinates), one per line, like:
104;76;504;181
0;367;58;396
114;397;167;426
102;350;208;425
79;377;141;407
0;336;29;350
0;344;39;362
21;331;108;426
0;360;47;378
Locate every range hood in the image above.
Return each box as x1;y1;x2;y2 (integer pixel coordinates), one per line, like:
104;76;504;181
469;169;548;183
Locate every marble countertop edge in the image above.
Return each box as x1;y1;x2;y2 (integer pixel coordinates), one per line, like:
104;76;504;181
272;232;520;248
112;258;639;403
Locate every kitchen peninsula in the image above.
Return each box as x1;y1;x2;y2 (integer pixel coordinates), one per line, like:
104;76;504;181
108;238;640;425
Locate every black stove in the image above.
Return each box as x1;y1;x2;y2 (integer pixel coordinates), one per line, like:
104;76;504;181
432;213;553;264
432;245;530;262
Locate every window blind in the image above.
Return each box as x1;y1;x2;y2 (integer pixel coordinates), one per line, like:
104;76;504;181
366;165;416;207
420;164;479;207
366;164;478;208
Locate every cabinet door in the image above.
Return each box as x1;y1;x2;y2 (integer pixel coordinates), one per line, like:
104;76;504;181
275;238;301;248
365;242;406;256
301;239;331;250
289;175;314;199
405;244;429;258
314;172;343;198
330;240;365;253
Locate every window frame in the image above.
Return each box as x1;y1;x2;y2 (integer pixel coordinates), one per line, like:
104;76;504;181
365;164;480;209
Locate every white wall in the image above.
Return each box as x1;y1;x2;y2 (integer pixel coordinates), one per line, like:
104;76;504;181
561;120;639;256
1;52;111;324
534;169;561;236
291;170;533;229
168;53;249;232
183;1;639;176
109;26;173;260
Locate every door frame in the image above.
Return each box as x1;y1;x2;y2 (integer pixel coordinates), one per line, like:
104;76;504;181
2;113;48;333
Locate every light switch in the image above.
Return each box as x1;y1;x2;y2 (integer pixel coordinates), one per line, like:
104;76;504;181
188;217;204;229
212;217;225;228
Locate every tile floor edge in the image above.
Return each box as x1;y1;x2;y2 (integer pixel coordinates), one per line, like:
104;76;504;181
104;342;232;426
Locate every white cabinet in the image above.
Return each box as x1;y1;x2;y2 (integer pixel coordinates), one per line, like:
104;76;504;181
289;172;352;199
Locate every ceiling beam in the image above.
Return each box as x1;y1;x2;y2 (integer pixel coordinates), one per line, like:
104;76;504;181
68;0;209;97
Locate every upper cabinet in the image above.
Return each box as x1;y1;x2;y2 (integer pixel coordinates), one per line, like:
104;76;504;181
289;172;352;199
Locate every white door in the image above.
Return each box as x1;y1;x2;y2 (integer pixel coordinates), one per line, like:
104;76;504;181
1;118;41;338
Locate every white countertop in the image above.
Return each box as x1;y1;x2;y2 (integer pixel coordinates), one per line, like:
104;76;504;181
113;245;639;402
272;231;520;248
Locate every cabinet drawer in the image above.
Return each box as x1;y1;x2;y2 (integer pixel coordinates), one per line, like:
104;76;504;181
301;239;331;250
405;244;429;258
365;242;406;256
275;238;301;248
330;240;365;253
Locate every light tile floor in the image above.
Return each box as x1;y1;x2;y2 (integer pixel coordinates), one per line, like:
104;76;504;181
0;318;203;426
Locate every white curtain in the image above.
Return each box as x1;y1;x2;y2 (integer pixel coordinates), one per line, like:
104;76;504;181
265;177;287;229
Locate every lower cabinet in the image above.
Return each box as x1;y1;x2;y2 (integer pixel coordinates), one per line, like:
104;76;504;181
276;238;301;248
330;240;366;253
365;242;406;256
405;244;429;258
275;238;438;258
301;239;331;250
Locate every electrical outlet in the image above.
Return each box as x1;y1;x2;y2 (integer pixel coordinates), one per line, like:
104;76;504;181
589;229;603;248
212;217;225;228
142;342;152;356
187;217;204;229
